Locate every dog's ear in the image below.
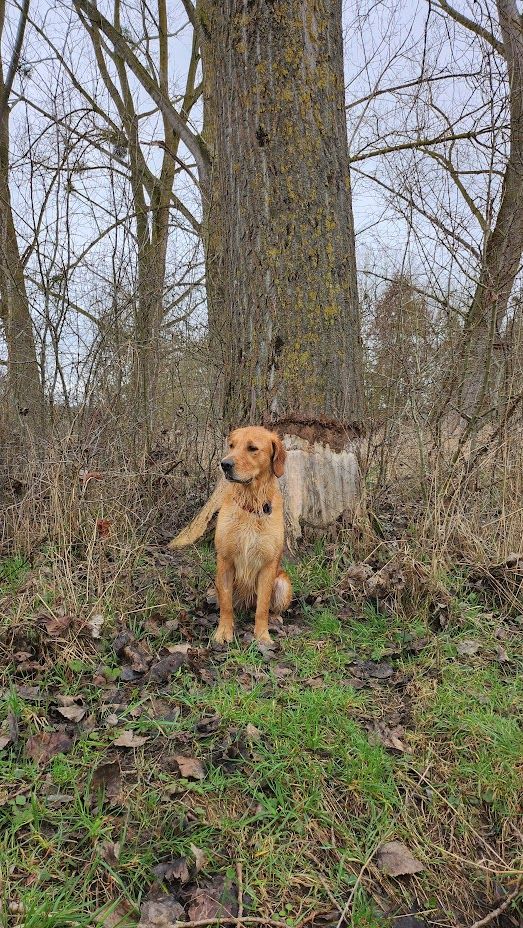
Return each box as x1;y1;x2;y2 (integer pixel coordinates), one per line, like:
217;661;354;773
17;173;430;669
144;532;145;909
271;433;286;477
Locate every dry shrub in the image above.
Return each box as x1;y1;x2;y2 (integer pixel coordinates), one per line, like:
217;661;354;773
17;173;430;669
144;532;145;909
363;409;523;613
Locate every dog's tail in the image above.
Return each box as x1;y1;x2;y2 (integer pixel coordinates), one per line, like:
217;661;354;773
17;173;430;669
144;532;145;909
168;480;226;549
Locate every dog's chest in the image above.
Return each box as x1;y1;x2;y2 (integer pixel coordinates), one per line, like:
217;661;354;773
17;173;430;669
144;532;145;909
216;508;281;579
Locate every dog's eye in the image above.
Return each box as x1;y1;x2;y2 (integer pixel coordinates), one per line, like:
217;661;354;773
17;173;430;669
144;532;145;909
247;446;258;452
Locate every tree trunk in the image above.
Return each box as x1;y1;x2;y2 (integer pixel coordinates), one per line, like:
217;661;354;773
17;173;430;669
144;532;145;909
199;0;364;428
0;89;45;449
198;0;365;540
459;0;523;420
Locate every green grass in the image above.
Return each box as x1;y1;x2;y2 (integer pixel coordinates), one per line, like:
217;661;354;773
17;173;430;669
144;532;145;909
0;555;29;594
0;546;522;926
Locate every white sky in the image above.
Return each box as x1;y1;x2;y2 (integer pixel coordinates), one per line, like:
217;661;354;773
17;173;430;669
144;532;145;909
2;0;509;390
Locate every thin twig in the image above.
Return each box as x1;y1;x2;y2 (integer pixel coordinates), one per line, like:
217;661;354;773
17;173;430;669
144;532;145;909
469;879;522;928
335;842;381;928
236;861;244;921
174;918;311;928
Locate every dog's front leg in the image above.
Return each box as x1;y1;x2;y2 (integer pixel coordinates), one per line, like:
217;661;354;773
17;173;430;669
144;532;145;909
254;562;278;645
215;554;235;643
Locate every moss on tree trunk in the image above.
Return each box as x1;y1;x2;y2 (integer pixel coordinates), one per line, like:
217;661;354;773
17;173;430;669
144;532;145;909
199;0;364;430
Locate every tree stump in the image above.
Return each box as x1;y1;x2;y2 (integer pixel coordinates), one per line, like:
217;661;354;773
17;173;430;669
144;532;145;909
270;415;362;547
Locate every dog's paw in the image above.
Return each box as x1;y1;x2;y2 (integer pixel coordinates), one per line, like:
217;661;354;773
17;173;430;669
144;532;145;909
214;625;234;644
255;631;274;647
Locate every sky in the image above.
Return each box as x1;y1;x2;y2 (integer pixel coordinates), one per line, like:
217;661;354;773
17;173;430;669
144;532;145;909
1;0;508;389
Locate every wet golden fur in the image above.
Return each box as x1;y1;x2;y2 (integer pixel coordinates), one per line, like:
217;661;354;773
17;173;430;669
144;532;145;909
169;426;292;644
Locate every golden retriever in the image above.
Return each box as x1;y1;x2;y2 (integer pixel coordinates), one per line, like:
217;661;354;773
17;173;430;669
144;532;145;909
169;426;292;644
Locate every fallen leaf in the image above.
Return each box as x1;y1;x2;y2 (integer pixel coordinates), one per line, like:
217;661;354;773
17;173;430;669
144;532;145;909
55;704;86;722
377;841;424;877
44;614;72;636
187;875;238;921
137;897;185;927
96;519;112;539
87;613;104;639
172;754;205;780
457;639;480;657
245;723;262;742
368;722;406;753
351;659;394;680
496;645;510;663
15;685;40;701
122;642;151;674
25;730;73;765
113;731;148;749
190;843;208;873
91;761;123;802
195;713;221;735
147;652;187;684
99;840;121;866
165;642;192;655
153;857;191;884
0;734;12;750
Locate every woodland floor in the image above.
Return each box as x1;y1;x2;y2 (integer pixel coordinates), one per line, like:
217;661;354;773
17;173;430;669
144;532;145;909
0;538;522;928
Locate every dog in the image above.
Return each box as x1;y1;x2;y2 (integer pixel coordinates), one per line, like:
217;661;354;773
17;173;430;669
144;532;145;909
169;426;292;644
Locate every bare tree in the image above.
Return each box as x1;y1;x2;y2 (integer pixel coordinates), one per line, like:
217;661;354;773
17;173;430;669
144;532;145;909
0;0;45;447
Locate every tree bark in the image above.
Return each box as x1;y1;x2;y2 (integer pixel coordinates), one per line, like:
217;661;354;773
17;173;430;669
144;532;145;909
198;0;364;430
0;1;45;448
457;0;523;420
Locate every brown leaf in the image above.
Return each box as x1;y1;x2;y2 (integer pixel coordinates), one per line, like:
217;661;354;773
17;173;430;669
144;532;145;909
245;723;262;742
377;841;425;877
368;722;406;753
351;659;394;680
122;642;151;674
147;652;187;684
190;844;208;873
0;734;12;750
457;639;480;657
91;761;123;802
44;614;72;636
99;840;121;866
496;645;510;663
25;730;73;765
172;754;205;780
165;642;192;655
195;713;221;735
55;704;86;723
96;518;112;539
153;857;191;884
113;731;148;749
137;898;185;927
187;876;238;921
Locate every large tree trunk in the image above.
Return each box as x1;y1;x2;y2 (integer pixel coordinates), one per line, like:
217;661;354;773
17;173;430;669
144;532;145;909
0;83;45;449
458;0;523;421
199;0;365;540
199;0;364;428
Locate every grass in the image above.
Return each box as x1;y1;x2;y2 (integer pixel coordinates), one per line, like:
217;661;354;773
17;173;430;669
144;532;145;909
0;546;522;927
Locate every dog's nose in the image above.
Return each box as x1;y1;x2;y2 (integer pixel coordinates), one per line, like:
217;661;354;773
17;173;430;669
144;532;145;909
221;459;233;474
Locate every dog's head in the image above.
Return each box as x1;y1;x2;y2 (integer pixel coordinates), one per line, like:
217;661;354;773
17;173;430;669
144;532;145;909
220;426;286;484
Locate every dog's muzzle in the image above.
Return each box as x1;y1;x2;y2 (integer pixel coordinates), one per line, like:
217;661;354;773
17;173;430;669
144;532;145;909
220;459;252;483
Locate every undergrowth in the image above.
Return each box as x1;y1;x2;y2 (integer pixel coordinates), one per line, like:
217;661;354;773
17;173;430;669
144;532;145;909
0;535;521;928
